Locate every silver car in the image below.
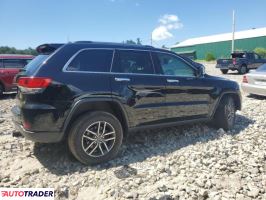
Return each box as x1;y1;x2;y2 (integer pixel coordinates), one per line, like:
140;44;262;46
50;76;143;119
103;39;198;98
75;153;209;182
241;64;266;96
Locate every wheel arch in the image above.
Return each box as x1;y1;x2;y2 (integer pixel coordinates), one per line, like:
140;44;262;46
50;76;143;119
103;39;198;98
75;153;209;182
211;92;241;118
63;98;129;138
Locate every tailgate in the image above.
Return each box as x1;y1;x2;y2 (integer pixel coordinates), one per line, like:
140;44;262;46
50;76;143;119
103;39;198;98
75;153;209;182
216;59;232;68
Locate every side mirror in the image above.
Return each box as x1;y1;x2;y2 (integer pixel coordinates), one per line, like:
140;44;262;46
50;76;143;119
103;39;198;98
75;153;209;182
197;65;205;77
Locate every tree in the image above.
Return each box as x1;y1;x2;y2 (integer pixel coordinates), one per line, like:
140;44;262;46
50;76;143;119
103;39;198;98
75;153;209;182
0;46;37;55
136;38;142;45
123;38;142;45
124;40;136;45
254;47;266;58
205;52;216;61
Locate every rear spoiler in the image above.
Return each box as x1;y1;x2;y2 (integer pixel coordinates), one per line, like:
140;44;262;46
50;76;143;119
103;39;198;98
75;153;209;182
36;43;64;54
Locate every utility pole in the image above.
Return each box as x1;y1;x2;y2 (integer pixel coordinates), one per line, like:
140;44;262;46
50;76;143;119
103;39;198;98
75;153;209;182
232;10;236;53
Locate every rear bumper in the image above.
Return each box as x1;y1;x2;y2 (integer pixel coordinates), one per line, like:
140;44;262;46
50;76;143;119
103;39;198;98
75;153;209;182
11;106;63;143
3;84;17;92
216;64;239;70
241;83;266;96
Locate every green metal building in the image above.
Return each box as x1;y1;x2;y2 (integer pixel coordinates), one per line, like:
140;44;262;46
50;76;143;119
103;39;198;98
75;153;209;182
171;27;266;60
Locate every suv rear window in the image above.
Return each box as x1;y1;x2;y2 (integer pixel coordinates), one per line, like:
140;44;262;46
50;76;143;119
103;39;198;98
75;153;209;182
112;50;154;74
25;55;48;75
66;49;113;72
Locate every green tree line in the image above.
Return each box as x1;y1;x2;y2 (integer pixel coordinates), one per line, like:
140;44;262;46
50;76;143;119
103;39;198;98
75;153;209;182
122;38;142;45
0;46;37;55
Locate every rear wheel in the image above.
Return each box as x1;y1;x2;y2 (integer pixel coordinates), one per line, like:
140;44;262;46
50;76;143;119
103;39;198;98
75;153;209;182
212;96;236;131
68;111;123;165
238;65;247;74
220;69;228;74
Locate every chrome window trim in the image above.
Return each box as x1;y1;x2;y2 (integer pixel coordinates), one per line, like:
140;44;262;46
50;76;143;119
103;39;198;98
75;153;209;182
61;47;199;78
110;49;116;72
62;48;115;73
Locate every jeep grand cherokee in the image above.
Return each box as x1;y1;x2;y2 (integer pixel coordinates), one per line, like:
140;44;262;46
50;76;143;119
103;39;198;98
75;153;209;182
12;42;241;165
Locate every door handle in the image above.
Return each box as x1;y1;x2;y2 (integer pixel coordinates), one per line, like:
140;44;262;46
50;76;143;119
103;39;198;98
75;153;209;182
167;79;179;83
115;77;130;82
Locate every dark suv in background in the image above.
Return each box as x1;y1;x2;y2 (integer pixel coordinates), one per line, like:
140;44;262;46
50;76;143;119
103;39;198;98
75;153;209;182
216;51;266;74
12;42;241;165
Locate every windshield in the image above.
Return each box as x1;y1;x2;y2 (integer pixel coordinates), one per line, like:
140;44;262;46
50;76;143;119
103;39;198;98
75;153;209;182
256;64;266;72
24;55;49;75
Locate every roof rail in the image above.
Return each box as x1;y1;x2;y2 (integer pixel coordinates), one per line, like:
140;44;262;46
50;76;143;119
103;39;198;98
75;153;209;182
144;45;154;48
74;41;93;44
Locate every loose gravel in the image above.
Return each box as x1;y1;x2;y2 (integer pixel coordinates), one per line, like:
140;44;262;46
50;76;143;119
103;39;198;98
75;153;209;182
0;63;265;200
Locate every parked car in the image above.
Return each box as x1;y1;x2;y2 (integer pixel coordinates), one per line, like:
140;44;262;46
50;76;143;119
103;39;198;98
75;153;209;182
0;54;34;96
12;42;241;165
241;64;266;96
216;51;266;74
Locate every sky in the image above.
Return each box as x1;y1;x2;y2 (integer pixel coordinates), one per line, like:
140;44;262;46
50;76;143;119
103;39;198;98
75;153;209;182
0;0;266;49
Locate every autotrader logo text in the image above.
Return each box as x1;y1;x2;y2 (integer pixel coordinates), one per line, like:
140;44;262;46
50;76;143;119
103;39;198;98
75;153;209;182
0;188;54;200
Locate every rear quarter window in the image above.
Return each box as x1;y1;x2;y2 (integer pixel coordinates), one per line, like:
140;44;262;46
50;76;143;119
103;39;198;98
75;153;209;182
25;55;49;75
66;49;113;72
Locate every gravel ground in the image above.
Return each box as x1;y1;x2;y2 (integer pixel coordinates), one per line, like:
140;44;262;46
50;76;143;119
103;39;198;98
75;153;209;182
0;63;265;200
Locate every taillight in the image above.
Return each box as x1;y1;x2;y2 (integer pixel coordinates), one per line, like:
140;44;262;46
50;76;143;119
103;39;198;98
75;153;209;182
22;120;31;130
242;75;248;83
18;77;52;93
233;58;236;65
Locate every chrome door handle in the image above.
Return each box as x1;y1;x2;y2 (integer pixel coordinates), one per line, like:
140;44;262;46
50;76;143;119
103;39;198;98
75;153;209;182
167;79;179;83
115;77;130;82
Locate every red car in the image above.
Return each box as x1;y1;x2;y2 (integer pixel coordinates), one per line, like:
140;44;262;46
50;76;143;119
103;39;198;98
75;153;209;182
0;54;34;96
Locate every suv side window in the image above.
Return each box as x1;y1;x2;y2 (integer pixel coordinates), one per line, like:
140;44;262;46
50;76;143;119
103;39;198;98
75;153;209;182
66;49;113;72
0;59;3;68
112;50;154;74
156;53;195;77
3;59;25;69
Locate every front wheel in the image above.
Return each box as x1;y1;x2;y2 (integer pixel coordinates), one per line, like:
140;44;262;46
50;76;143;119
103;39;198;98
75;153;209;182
220;69;228;74
68;111;123;165
212;96;236;131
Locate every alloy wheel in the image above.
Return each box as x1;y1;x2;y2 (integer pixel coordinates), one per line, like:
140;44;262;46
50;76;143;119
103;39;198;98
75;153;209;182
225;99;235;127
81;121;116;157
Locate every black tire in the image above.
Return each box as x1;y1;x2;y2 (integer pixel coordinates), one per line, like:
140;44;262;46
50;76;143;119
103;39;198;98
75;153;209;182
68;111;123;165
238;65;247;74
212;96;236;131
220;69;228;74
0;84;4;97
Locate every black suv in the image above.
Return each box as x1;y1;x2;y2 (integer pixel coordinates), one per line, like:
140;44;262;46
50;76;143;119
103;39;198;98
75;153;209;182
12;42;241;165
